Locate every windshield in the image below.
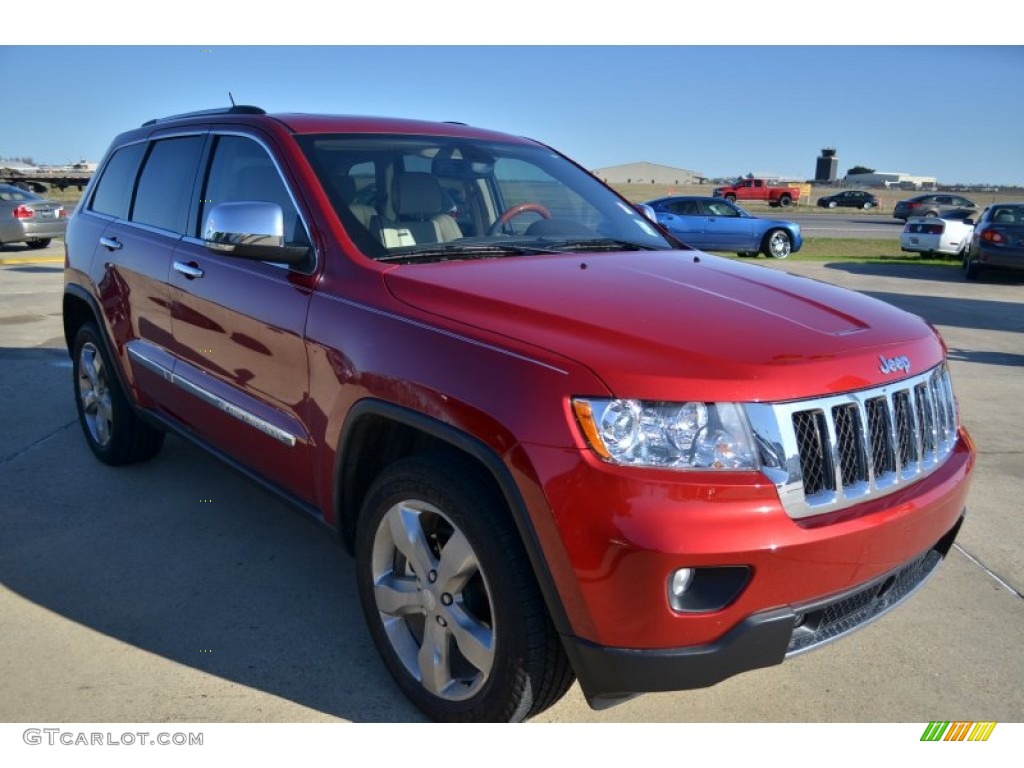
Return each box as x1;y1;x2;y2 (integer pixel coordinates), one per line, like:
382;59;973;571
298;134;671;263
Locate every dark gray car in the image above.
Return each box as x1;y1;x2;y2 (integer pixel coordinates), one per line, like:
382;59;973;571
893;193;977;222
0;184;67;248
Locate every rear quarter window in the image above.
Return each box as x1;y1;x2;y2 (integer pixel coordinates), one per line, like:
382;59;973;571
89;143;146;219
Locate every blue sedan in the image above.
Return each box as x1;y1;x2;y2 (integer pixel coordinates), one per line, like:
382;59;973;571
644;196;803;258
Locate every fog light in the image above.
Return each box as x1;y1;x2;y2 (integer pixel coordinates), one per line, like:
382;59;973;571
667;566;752;613
670;568;694;598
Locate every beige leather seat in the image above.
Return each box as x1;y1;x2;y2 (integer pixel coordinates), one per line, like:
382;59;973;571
382;172;461;246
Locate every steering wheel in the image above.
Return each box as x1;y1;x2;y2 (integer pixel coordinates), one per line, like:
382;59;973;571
487;202;552;235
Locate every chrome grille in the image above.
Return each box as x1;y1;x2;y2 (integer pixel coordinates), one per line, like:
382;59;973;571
745;365;959;519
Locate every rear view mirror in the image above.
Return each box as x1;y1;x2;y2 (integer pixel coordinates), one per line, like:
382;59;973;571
635;203;658;223
432;157;494;179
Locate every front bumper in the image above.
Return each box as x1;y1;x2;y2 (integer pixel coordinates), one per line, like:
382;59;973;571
564;516;962;706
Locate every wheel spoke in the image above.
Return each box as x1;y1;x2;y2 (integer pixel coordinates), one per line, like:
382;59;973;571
436;528;478;593
447;605;494;677
417;619;452;696
81;349;99;390
387;503;438;580
96;394;113;444
374;573;424;617
81;389;98;413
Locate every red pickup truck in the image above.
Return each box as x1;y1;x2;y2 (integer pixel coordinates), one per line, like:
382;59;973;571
63;107;973;722
714;178;802;207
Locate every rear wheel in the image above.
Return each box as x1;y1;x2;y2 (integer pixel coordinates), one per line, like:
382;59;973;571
862;202;873;210
355;454;573;722
724;194;736;203
72;322;164;465
778;195;793;207
26;239;51;249
964;249;982;280
763;229;792;259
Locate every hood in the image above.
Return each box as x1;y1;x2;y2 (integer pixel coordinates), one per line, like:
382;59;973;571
383;251;944;402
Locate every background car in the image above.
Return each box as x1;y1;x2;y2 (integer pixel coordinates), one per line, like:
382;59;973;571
900;211;974;257
963;203;1024;280
817;190;880;210
893;193;977;221
644;195;802;258
0;183;67;248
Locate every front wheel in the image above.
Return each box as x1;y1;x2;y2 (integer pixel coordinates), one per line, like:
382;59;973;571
828;201;838;209
763;229;792;259
355;454;573;722
72;322;164;465
26;239;51;249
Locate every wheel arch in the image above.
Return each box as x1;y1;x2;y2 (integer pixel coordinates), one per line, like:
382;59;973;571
63;285;98;355
333;398;575;637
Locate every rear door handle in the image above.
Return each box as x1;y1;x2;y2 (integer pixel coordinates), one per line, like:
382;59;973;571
173;261;205;279
99;237;122;251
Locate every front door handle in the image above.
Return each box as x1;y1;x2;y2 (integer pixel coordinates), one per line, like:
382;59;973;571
173;261;205;279
99;237;122;251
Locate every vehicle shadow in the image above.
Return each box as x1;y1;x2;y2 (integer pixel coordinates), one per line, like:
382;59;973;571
4;264;63;274
821;262;1024;341
0;347;424;722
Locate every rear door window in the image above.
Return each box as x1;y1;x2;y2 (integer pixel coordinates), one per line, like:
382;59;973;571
131;136;206;234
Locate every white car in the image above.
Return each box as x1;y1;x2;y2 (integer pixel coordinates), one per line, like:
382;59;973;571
900;214;974;257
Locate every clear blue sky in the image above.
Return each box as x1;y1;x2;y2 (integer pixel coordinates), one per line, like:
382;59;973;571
4;45;1023;185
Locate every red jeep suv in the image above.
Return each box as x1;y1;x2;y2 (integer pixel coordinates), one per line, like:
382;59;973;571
63;106;975;722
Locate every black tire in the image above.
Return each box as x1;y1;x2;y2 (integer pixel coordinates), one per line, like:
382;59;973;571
778;195;793;207
724;194;736;203
762;229;792;259
828;201;838;209
862;202;872;210
924;210;938;217
355;453;574;722
964;249;981;280
26;239;51;249
736;251;758;258
72;322;164;465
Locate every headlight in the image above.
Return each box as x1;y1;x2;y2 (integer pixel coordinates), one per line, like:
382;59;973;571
572;398;758;470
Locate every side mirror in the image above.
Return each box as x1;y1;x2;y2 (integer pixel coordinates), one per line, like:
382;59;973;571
635;203;658;223
204;201;309;265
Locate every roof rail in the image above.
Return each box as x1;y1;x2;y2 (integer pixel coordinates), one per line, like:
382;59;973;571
142;105;266;127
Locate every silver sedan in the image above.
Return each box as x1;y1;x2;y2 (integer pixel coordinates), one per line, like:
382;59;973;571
0;184;68;249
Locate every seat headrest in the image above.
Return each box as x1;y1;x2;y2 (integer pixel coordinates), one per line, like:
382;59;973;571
329;171;357;203
392;172;445;219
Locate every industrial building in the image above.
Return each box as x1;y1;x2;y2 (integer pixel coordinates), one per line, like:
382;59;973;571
593;161;704;185
843;171;937;189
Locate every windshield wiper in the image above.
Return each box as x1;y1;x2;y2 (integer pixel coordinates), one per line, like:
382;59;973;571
538;238;665;253
376;242;564;263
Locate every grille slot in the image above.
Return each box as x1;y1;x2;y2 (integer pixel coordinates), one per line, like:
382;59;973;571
749;365;959;519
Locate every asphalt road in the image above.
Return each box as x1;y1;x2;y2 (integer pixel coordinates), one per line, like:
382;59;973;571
785;212;906;239
1;241;1022;723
